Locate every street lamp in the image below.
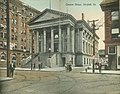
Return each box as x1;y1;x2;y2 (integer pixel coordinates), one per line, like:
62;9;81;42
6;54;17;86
118;34;120;38
48;48;51;58
23;49;26;59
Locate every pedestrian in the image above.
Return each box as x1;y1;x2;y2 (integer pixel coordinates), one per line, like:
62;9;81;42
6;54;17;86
98;63;102;73
33;63;35;69
68;61;72;72
9;63;15;77
85;66;88;72
65;63;68;72
38;62;41;70
69;64;72;72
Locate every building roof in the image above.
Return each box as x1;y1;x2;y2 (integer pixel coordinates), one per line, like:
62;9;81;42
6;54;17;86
100;0;118;11
29;8;77;25
10;0;40;13
100;0;118;5
77;20;100;39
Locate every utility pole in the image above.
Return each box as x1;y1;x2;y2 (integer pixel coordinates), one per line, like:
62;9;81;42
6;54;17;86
118;0;120;37
89;20;99;73
6;0;10;77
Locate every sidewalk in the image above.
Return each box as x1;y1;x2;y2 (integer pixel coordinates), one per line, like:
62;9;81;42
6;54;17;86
0;77;13;82
81;69;120;75
0;67;66;71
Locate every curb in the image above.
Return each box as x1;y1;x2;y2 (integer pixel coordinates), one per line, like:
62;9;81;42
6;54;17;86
80;72;120;75
0;77;13;82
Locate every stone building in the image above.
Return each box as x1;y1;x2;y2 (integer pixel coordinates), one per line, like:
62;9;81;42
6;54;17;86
100;0;120;69
0;0;40;67
29;9;99;68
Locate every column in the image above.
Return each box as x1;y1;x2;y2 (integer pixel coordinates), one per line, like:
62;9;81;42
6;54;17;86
59;25;62;52
30;31;32;54
36;31;39;53
41;33;44;53
71;27;75;53
51;27;54;52
72;55;75;66
43;28;46;52
67;25;70;52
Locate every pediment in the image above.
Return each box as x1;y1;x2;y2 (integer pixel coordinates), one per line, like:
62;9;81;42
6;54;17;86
34;12;61;22
29;9;76;25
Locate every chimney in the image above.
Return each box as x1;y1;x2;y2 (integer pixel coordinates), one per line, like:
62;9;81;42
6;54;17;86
82;13;84;20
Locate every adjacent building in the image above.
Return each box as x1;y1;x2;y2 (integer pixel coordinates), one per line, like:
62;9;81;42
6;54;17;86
29;9;99;68
0;0;40;67
100;0;120;69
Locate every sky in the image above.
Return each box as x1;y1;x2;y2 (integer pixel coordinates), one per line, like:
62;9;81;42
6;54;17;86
21;0;105;50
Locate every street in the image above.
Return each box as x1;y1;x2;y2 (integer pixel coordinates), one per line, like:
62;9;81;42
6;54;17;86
0;69;120;94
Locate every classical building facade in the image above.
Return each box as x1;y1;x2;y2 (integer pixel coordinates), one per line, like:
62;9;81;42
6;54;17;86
100;0;120;69
29;9;99;68
0;0;40;67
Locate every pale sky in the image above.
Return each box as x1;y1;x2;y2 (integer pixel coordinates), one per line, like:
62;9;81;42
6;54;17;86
21;0;105;50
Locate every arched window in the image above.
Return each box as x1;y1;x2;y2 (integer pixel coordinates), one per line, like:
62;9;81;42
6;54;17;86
0;52;6;61
12;54;16;64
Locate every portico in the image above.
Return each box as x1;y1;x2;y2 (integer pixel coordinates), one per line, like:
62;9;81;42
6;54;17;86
34;25;75;53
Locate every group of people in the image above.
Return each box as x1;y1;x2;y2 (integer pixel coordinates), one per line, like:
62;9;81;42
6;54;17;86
33;62;42;70
85;62;102;73
65;63;72;72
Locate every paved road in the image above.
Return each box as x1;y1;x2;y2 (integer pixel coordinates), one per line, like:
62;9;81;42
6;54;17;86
0;69;120;94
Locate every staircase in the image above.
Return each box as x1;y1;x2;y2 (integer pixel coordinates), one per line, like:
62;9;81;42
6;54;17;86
22;52;57;68
22;53;39;68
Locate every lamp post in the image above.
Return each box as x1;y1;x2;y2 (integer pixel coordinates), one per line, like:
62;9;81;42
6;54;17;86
23;49;26;59
48;48;51;58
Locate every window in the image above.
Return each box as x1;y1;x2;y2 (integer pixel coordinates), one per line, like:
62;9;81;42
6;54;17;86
12;43;17;50
118;56;120;65
108;46;116;54
1;9;5;12
0;52;6;61
14;28;17;33
112;11;118;20
11;35;17;40
84;58;86;64
54;34;58;39
83;41;85;52
21;38;26;42
111;28;119;38
0;41;3;48
4;32;7;38
12;54;16;63
12;19;17;25
14;20;17;25
12;19;14;24
0;32;4;38
1;15;3;19
21;45;23;49
29;12;33;16
4;42;7;48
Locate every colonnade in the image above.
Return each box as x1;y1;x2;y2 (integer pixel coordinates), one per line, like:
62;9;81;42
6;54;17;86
34;24;75;54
